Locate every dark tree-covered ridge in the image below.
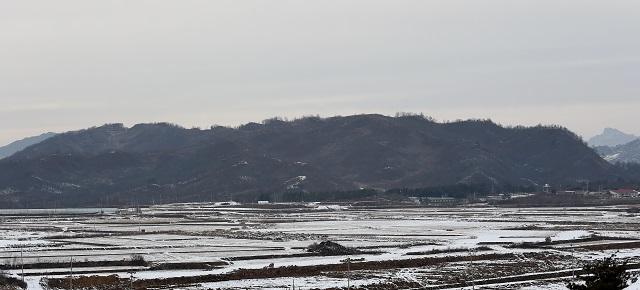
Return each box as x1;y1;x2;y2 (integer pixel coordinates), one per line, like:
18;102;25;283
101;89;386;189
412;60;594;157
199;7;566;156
0;114;635;207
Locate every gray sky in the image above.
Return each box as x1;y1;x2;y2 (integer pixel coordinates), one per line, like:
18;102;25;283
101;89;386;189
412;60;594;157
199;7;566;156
1;0;639;145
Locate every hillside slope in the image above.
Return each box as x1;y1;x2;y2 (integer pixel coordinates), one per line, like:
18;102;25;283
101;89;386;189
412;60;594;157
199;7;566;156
0;132;56;159
596;139;640;164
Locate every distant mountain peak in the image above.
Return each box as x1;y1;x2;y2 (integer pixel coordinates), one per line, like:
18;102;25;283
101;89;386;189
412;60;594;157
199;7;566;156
588;128;638;147
0;132;57;159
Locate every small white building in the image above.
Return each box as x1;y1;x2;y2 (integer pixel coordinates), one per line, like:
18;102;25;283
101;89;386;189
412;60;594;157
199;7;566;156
408;197;421;205
609;189;640;199
257;200;270;205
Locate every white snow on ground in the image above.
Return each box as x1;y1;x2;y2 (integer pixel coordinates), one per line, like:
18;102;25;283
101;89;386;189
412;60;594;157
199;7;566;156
517;282;568;289
605;153;621;162
25;277;45;290
531;279;640;290
0;230;52;247
627;280;640;290
3;205;640;289
185;276;382;290
552;230;591;241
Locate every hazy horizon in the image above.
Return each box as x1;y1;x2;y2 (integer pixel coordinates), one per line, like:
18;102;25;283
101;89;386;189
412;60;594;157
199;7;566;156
2;0;639;145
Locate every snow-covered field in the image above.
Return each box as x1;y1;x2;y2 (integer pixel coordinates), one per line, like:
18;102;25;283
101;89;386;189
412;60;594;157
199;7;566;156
2;203;640;289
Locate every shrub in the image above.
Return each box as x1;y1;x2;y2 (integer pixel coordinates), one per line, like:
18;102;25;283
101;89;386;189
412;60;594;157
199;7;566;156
129;254;147;266
0;271;26;289
567;255;637;290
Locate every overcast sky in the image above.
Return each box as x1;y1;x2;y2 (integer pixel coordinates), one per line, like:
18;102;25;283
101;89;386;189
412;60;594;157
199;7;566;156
1;0;639;145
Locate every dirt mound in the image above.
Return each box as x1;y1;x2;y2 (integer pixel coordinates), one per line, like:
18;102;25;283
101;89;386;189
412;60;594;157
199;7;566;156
307;241;361;256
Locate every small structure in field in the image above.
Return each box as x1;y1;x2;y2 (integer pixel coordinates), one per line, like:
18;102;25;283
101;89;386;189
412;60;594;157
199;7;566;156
424;197;460;207
609;189;640;199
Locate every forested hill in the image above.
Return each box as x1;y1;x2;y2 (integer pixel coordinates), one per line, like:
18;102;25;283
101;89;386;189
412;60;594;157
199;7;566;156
0;114;633;207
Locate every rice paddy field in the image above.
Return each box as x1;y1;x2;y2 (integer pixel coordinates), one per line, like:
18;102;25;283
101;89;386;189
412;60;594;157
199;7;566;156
2;203;640;290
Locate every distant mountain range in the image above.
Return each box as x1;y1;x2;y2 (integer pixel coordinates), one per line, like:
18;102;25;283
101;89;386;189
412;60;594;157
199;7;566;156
588;128;640;164
596;139;640;164
0;115;636;208
588;128;638;147
0;132;57;159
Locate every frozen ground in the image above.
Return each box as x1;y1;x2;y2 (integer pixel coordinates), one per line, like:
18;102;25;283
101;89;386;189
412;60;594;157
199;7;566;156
2;203;640;289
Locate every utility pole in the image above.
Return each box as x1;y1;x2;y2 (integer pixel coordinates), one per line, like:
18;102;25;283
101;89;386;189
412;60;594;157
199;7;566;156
129;271;136;290
571;249;576;278
344;257;351;289
468;248;475;290
70;256;73;290
20;247;24;282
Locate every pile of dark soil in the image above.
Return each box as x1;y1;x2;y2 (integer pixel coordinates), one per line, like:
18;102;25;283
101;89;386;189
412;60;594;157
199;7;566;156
307;241;362;256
